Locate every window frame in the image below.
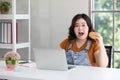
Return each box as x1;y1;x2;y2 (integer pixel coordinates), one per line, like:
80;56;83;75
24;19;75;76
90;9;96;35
89;0;120;68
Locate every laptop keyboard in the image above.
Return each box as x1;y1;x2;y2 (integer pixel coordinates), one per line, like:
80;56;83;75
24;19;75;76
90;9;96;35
68;65;76;69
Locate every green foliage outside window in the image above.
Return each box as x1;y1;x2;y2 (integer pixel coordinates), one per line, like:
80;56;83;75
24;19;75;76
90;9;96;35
93;0;120;68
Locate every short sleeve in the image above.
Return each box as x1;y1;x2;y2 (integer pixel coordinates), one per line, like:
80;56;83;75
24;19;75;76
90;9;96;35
93;42;100;52
59;38;70;51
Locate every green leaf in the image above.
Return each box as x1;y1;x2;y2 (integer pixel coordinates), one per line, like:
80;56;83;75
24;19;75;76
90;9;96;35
12;60;16;65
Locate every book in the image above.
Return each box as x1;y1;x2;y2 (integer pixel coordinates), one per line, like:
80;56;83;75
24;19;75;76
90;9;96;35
0;22;2;43
11;22;18;43
0;22;18;44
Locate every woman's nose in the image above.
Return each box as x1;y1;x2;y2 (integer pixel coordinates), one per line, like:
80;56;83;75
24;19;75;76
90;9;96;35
78;26;82;30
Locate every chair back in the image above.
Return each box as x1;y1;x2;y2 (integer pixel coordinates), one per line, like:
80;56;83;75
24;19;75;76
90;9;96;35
105;46;113;68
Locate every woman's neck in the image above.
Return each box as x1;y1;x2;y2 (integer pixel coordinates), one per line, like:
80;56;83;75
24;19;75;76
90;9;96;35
75;39;87;48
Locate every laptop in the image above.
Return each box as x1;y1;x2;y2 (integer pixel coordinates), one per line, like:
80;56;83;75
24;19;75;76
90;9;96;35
33;48;75;71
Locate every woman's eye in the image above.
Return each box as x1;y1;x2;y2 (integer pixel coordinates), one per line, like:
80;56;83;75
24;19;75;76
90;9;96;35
75;25;79;27
82;25;85;27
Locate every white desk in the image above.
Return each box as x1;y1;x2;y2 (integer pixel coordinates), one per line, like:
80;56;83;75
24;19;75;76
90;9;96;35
0;61;120;80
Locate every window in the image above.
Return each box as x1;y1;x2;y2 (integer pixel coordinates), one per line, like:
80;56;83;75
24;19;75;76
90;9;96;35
90;0;120;68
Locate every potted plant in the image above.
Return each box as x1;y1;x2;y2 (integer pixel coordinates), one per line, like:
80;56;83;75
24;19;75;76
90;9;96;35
0;1;12;14
4;51;20;70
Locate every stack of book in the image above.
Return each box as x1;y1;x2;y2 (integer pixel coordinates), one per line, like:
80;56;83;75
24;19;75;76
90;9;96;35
0;22;18;44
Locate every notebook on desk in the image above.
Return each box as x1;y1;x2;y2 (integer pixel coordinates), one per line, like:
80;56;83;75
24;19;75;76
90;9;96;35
33;48;75;71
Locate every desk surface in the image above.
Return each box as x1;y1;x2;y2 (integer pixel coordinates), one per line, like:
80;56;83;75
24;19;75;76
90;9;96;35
0;61;120;80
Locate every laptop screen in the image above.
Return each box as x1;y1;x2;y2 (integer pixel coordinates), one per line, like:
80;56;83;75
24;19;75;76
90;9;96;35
33;48;69;71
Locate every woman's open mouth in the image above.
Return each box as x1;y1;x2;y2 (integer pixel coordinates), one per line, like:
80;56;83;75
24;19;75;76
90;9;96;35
78;32;84;36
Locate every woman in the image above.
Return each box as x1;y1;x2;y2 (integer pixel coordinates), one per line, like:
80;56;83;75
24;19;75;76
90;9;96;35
60;13;108;67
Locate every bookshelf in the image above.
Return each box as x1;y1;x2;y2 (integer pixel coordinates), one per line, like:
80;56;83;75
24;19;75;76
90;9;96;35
0;0;31;62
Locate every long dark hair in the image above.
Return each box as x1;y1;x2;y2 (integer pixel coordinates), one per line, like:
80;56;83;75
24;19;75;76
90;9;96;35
68;13;94;41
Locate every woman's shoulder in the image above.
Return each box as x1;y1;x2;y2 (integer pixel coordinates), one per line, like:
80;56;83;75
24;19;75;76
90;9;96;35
61;38;70;43
59;38;70;50
91;40;98;46
90;40;99;51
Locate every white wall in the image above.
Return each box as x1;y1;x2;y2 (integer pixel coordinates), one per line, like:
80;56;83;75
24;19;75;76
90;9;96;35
31;0;89;50
0;0;89;60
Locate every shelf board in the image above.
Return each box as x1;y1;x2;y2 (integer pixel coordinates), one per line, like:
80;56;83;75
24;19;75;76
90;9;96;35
0;42;30;49
0;14;30;19
0;14;13;19
0;43;12;49
16;14;30;19
16;42;30;49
